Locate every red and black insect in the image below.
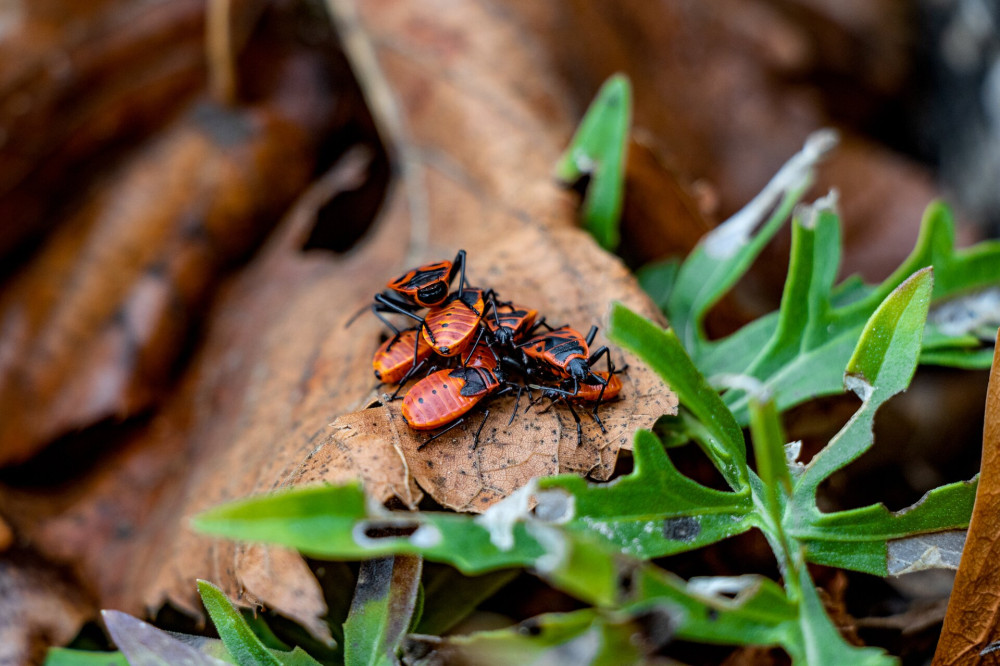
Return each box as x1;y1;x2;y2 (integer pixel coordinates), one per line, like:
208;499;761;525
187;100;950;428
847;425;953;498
462;334;501;370
530;369;624;447
372;327;435;385
349;250;470;348
484;300;539;347
386;250;466;309
421;288;486;357
401;346;525;448
517;324;613;394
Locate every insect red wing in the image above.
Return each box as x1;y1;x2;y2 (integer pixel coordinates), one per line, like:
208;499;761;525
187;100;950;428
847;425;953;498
574;372;623;402
521;326;588;373
386;260;453;306
465;340;499;370
401;369;483;430
486;304;538;340
422;289;485;356
372;329;434;383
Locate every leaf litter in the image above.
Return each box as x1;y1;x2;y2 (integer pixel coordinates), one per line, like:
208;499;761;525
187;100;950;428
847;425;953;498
0;0;675;645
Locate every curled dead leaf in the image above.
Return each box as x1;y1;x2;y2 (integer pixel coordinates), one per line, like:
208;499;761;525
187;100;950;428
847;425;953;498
0;552;94;666
934;332;1000;665
0;39;341;466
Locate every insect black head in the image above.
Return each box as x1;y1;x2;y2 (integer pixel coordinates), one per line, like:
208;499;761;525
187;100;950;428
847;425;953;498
566;358;589;380
495;327;514;346
417;281;448;306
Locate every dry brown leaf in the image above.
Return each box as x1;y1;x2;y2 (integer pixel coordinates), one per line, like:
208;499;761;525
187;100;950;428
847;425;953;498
933;333;1000;665
0;0;207;258
290;406;424;509
0;552;94;666
0;34;340;466
338;223;673;511
619;137;714;269
0;0;675;645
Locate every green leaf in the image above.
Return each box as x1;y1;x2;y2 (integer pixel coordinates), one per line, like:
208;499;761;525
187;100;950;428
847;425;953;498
789;567;894;665
196;582;323;666
698;311;779;377
747;393;792;529
607;302;748;489
884;201;1000;300
554;73;631;250
920;345;996;368
667;132;836;353
44;649;129;666
685;198;1000;423
343;556;422;666
195;480;813;659
795;268;932;494
407;609;647;666
718;203;874;423
795;478;976;575
193;483;546;574
539;430;754;558
773;267;975;575
239;611;291;652
741;204;842;381
198;580;283;666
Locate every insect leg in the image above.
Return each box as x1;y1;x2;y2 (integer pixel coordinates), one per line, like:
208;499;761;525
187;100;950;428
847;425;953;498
419;417;466;449
344;300;371;329
472;408;491;449
525;317;559;336
452;249;468;298
388;357;433;401
462;325;488;366
584;325;599;347
564;401;583;447
375;293;436;345
507;385;525;426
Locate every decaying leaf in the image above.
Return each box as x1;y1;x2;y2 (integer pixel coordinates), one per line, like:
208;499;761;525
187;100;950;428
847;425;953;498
0;0;208;258
0;552;94;666
0;0;673;647
0;21;342;466
332;223;672;512
934;332;1000;664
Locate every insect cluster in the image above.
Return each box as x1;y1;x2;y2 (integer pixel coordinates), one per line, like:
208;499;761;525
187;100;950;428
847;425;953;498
359;250;625;449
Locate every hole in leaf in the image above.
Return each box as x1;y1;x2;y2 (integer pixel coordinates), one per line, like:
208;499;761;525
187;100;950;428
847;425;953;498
517;618;543;637
360;522;420;539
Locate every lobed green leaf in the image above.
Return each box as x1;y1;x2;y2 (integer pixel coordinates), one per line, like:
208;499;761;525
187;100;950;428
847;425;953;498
794;478;976;575
666;132;835;353
607;303;748;489
192;483;546;574
794;268;932;497
539;430;754;558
